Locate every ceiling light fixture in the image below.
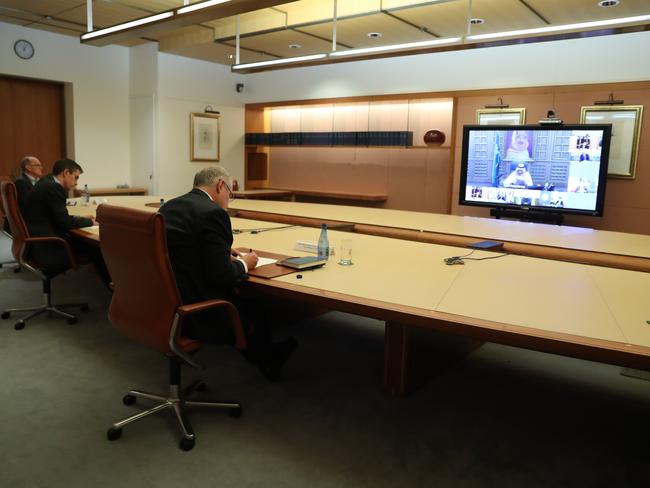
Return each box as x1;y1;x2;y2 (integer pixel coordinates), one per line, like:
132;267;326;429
367;32;382;38
598;0;620;7
80;11;174;40
288;43;302;49
330;37;462;57
470;18;485;25
232;53;327;70
466;14;650;41
177;0;232;15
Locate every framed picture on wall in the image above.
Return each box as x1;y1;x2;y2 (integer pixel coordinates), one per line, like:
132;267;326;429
476;108;526;126
190;112;220;162
580;105;644;179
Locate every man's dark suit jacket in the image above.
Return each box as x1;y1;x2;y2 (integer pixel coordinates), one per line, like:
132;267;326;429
14;173;38;212
23;175;93;276
159;188;247;343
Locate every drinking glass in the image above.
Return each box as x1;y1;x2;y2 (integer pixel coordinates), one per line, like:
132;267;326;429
338;239;353;266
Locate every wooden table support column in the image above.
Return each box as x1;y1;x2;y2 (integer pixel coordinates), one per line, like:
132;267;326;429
384;321;483;397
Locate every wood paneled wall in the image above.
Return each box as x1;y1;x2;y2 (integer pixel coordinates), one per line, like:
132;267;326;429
247;99;454;213
452;82;650;235
245;81;650;235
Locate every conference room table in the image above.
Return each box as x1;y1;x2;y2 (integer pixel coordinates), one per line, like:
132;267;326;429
68;196;650;395
229;199;650;272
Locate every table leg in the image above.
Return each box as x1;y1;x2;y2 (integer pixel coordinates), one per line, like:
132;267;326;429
384;321;483;397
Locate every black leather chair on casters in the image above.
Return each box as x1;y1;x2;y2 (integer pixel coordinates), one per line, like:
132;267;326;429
97;204;246;451
0;181;87;329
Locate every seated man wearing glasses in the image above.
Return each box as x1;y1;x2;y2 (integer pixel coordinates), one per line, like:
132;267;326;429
14;156;44;212
159;167;296;381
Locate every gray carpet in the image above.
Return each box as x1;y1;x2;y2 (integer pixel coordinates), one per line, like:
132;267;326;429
1;264;649;488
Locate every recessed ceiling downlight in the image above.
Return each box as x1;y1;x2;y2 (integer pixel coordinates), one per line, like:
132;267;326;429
470;18;485;25
367;32;382;38
598;0;620;6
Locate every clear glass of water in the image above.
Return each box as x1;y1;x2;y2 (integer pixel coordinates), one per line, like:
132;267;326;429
338;239;353;266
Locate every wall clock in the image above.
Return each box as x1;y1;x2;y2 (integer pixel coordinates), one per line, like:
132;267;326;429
14;39;34;60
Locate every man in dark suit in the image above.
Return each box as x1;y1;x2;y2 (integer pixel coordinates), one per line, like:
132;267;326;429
23;159;102;278
159;167;296;380
14;156;44;212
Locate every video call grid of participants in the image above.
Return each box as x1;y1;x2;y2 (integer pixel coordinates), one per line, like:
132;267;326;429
465;129;604;211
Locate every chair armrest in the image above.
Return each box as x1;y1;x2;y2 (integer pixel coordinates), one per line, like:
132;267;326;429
22;236;77;269
177;299;247;350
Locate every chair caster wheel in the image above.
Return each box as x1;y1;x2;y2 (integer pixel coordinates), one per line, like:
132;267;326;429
179;437;195;451
67;317;78;325
81;304;89;312
229;406;243;418
195;382;207;392
122;394;136;406
1;311;9;319
107;427;122;441
14;321;25;330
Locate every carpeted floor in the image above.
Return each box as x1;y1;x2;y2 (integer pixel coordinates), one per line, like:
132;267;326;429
1;260;649;488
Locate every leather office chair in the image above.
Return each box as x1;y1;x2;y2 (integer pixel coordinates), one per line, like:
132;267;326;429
0;182;17;269
0;181;87;330
97;204;246;451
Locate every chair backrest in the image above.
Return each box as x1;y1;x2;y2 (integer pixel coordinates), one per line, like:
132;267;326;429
0;176;10;227
97;204;182;355
0;181;29;262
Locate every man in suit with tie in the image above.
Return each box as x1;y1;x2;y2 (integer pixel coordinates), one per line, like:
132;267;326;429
159;167;296;381
14;156;44;212
23;158;107;281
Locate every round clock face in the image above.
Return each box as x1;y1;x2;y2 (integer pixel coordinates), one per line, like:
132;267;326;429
14;39;34;60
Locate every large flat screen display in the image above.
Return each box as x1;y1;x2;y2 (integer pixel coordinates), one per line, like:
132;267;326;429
459;124;612;216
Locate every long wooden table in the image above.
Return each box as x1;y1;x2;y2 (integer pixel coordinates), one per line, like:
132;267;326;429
229;200;650;272
69;196;650;395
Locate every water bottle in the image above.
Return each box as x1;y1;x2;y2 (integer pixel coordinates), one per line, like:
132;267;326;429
317;223;329;260
82;184;90;205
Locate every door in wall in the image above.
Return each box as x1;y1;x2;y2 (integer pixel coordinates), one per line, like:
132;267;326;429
0;75;65;177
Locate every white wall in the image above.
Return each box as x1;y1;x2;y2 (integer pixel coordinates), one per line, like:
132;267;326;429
0;22;131;188
156;53;245;195
241;31;650;103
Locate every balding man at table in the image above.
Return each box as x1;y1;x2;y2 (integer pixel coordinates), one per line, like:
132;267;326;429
159;166;296;381
14;156;44;212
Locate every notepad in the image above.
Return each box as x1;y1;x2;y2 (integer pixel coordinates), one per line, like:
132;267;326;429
238;252;277;267
279;256;328;270
257;257;278;267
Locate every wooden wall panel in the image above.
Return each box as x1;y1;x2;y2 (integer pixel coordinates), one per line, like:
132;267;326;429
270;106;300;132
300;105;333;132
426;149;452;214
368;101;409;131
0;75;65;177
269;146;388;196
332;102;369;132
386;148;428;211
408;99;454;148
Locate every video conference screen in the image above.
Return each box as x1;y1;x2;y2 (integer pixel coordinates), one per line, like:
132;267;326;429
459;124;612;216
